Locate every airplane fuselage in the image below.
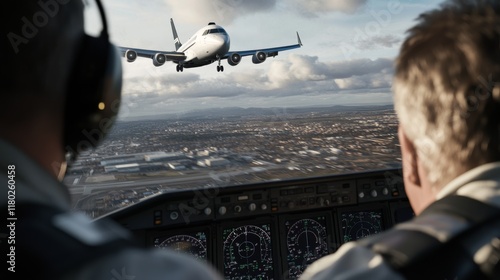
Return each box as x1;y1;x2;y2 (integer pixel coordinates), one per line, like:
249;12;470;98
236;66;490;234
176;23;230;68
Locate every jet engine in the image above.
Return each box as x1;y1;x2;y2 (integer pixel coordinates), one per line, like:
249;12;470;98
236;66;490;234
125;50;137;62
252;51;267;64
153;53;166;67
228;53;242;66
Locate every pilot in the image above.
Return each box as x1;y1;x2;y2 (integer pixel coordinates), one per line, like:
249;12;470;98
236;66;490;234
0;1;221;279
301;0;500;279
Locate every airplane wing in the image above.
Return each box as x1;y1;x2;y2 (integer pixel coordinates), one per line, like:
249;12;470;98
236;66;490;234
223;32;302;60
118;47;186;66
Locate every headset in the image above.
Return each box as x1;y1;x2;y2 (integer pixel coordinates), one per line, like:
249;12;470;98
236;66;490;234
64;0;122;161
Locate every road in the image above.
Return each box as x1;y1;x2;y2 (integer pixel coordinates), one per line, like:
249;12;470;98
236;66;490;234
66;166;278;195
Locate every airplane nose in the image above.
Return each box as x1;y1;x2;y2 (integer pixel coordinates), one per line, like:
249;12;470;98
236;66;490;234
209;35;226;46
207;35;230;54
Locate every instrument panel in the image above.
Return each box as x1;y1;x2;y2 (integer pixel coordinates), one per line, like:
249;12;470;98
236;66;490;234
282;213;331;279
339;206;385;243
221;222;275;279
104;168;413;279
152;227;210;261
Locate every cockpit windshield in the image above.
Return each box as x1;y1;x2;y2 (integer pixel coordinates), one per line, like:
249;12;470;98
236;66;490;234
203;28;227;36
70;0;441;219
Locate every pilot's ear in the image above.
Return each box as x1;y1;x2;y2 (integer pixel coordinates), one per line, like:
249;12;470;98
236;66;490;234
398;127;421;187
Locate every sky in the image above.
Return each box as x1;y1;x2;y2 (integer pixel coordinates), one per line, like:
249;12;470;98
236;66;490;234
85;0;442;119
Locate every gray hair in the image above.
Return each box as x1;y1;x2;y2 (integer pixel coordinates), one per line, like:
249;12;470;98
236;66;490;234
393;0;500;188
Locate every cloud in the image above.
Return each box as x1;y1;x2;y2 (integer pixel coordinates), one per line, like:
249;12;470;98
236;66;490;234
118;55;394;117
356;34;402;50
162;0;369;26
163;0;277;25
122;54;393;103
265;54;393;89
290;0;368;17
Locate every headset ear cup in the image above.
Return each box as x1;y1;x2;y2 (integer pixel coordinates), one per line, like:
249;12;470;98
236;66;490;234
64;34;122;157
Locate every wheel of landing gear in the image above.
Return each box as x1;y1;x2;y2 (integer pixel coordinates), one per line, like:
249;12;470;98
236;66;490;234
220;65;224;72
217;66;220;72
176;65;179;72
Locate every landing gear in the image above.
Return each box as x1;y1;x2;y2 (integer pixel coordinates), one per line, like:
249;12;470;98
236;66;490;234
176;64;184;72
216;55;224;72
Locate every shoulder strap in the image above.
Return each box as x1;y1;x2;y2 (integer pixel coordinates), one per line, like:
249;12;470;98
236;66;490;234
420;195;500;224
359;195;500;280
14;203;138;279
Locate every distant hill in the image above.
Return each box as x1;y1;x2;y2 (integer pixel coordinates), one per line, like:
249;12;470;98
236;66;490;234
120;104;394;122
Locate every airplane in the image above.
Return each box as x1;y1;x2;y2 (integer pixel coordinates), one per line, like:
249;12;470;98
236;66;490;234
118;18;303;72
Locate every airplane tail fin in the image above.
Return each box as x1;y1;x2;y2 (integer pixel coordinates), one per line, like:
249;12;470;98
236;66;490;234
170;18;182;51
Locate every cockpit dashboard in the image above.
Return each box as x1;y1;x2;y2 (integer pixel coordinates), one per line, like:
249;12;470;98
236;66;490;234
103;168;413;279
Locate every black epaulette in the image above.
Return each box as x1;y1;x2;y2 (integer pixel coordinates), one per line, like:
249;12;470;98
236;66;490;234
358;195;500;280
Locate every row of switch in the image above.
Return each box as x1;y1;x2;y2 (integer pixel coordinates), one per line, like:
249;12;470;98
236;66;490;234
217;203;269;215
358;187;400;199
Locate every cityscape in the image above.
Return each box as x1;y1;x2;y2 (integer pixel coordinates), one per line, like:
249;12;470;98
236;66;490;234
64;105;401;218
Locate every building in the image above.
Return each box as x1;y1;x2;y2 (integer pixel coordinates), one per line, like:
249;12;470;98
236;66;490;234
168;162;186;170
144;152;186;162
205;157;230;167
105;163;140;173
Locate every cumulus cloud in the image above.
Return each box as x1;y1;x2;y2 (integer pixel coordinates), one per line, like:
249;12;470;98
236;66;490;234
290;0;368;17
119;54;394;117
163;0;276;25
266;55;327;88
123;54;393;101
265;54;393;89
162;0;369;26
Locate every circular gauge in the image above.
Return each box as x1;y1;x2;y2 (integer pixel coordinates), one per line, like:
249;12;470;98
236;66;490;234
222;224;274;279
155;234;207;260
341;210;383;243
286;218;329;279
